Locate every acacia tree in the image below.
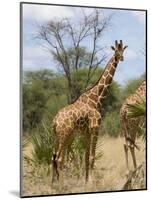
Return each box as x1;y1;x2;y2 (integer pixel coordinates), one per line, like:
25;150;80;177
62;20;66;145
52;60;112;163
36;9;111;103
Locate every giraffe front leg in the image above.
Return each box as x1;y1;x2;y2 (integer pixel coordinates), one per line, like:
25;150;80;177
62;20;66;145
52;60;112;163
124;143;129;171
90;127;99;170
129;145;137;169
85;132;91;183
88;110;101;171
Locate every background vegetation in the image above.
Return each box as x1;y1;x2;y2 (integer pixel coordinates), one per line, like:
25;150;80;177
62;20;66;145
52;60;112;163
23;68;145;137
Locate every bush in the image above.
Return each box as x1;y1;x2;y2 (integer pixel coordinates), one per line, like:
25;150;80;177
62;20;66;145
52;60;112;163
127;97;146;118
127;97;146;140
23;70;67;133
23;81;49;132
101;111;120;137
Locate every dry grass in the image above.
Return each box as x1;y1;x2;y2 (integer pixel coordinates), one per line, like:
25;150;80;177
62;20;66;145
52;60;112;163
21;136;146;197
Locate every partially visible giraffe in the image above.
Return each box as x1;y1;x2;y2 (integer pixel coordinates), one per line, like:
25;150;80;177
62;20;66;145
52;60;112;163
52;40;128;183
120;80;146;171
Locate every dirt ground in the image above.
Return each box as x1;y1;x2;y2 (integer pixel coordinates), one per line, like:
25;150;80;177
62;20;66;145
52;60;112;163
21;136;146;197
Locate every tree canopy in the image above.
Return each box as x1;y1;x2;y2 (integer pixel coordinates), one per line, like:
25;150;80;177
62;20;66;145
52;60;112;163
36;9;111;102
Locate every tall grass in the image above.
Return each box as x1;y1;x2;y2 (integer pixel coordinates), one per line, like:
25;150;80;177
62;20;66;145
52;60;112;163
23;124;103;178
24;121;53;175
66;134;103;174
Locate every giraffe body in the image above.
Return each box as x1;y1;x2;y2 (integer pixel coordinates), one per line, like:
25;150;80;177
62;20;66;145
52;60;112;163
120;80;146;170
52;40;127;183
52;90;102;183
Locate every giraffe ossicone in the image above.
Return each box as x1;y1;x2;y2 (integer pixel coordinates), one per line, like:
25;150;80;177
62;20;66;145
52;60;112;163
51;40;128;183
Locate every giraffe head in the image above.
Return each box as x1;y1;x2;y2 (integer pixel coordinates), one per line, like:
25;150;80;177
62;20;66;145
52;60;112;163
111;40;128;61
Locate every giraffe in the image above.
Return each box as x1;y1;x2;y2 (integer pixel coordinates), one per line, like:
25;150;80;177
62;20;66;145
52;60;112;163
52;40;128;183
120;80;146;171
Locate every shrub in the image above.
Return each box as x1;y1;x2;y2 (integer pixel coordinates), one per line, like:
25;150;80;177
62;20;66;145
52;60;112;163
101;111;120;137
127;97;146;118
127;97;146;140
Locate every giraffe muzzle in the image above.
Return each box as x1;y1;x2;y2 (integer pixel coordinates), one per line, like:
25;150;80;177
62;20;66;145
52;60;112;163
120;56;124;61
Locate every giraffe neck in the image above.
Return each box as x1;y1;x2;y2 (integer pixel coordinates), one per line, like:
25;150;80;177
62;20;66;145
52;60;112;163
82;55;120;110
97;55;119;97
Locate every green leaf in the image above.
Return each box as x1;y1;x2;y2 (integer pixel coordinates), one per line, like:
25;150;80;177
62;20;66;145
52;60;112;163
127;97;146;118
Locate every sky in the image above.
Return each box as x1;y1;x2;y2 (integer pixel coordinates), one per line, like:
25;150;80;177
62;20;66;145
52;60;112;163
22;3;146;86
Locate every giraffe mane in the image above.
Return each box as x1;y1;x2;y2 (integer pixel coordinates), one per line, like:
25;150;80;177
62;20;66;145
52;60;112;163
85;67;106;91
83;55;116;92
70;76;102;105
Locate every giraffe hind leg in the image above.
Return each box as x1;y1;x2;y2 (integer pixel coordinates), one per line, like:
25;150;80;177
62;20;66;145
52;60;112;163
124;143;129;171
55;135;70;184
129;145;137;169
51;141;64;184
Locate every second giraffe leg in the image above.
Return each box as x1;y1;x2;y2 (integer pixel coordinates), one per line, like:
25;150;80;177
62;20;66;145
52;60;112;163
85;132;91;183
122;121;130;171
129;145;137;169
55;141;66;185
124;143;129;170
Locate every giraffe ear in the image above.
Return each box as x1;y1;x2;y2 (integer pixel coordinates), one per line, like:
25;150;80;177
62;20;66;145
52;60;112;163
111;46;115;51
124;45;128;50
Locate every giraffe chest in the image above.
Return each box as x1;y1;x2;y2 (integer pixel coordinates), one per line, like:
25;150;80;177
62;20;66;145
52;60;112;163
70;107;89;129
75;115;89;129
53;106;89;132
